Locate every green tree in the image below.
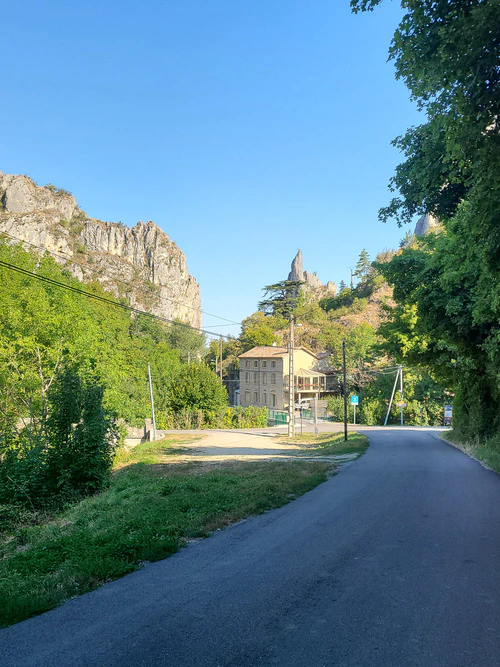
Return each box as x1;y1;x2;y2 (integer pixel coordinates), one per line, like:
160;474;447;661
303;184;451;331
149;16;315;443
351;0;500;439
239;311;284;351
351;0;499;226
399;231;415;249
164;320;205;362
355;249;371;280
258;280;304;318
0;240;181;427
167;363;228;414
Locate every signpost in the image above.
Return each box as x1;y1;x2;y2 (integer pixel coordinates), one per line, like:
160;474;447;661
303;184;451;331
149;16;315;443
444;404;453;426
350;395;359;425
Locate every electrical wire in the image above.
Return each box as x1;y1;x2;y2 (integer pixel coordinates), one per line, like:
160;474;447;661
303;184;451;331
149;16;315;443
0;230;241;326
0;259;233;340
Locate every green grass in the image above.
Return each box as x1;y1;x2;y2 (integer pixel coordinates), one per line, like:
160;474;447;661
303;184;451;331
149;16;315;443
113;435;200;468
279;431;369;458
0;438;333;628
440;430;500;473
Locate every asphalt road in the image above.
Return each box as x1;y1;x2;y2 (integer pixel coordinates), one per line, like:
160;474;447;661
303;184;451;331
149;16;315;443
2;428;500;666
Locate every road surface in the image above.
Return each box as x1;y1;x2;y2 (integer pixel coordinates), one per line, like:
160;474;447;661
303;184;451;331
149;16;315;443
2;428;500;666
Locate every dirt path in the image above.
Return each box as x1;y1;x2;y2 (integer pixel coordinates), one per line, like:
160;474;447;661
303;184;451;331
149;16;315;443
172;428;357;464
176;430;303;462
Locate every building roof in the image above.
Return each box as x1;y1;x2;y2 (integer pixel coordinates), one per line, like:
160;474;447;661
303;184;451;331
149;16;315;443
238;345;319;360
296;368;326;377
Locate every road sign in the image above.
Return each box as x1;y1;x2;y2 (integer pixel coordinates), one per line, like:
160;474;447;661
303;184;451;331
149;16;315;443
350;395;359;405
444;405;453;425
396;401;407;408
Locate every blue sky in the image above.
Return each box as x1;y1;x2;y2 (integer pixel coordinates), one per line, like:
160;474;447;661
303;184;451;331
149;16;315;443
3;0;421;338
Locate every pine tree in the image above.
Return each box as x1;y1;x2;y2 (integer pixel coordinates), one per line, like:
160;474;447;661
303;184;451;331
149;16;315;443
355;249;371;280
339;280;347;292
399;231;415;249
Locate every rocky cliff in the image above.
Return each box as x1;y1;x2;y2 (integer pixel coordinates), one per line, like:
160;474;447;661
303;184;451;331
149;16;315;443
0;172;202;328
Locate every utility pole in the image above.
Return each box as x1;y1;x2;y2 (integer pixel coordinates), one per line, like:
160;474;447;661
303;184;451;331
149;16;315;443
384;366;401;426
342;340;348;442
314;395;318;435
147;363;157;442
400;365;404;426
288;315;295;437
219;336;223;383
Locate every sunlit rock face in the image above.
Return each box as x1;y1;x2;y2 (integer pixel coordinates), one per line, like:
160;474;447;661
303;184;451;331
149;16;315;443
414;213;440;237
288;249;337;297
0;172;201;328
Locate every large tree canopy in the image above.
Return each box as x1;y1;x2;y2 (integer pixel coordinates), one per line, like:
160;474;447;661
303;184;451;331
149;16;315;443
352;0;499;227
352;0;500;438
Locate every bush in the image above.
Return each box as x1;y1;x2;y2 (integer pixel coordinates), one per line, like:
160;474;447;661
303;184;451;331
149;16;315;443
156;406;268;430
359;397;384;425
0;366;118;509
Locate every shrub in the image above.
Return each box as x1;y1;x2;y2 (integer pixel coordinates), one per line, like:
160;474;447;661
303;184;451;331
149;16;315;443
0;366;118;509
156;406;267;430
358;397;384;425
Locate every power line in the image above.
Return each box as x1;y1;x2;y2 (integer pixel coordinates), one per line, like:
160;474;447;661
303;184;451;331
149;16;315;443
0;259;233;340
0;231;241;326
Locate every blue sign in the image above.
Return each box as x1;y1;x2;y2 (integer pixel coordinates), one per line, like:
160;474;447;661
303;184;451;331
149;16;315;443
350;395;359;405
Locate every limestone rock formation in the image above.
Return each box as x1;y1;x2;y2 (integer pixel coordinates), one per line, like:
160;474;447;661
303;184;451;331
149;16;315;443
287;250;336;296
414;213;440;237
0;172;201;328
288;249;304;282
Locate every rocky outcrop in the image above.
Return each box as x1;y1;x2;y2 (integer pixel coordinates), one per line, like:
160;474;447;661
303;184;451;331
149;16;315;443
414;213;440;236
288;249;304;282
287;249;336;296
0;172;201;328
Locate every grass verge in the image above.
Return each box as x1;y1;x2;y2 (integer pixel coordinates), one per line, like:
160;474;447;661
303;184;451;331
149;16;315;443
279;431;369;458
0;437;333;628
113;434;200;468
440;430;500;473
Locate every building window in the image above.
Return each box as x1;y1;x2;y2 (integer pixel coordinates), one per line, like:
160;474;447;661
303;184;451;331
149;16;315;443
263;373;267;385
263;392;267;405
271;373;276;385
245;391;250;403
245;372;250;382
271;393;276;407
254;372;258;383
245;360;250;368
254;392;258;403
271;360;276;368
262;361;267;368
254;360;258;368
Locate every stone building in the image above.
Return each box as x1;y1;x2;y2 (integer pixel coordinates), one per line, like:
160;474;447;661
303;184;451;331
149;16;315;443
238;345;328;410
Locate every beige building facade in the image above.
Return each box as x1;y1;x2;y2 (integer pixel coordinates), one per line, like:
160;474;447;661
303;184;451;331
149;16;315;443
238;346;326;410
